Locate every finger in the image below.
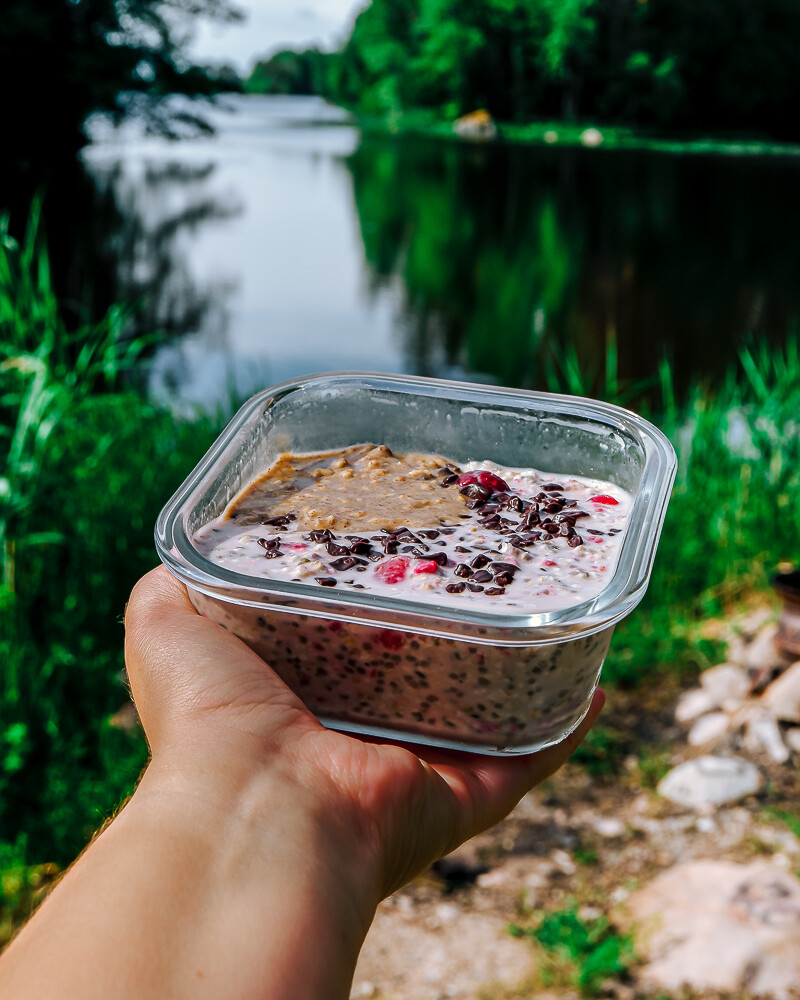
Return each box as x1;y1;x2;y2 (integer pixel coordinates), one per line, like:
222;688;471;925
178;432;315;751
124;567;315;745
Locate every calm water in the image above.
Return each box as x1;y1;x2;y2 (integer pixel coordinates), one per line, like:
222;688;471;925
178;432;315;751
75;94;799;411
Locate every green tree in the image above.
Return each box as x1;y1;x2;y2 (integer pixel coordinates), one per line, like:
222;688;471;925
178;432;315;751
245;49;332;96
0;0;244;172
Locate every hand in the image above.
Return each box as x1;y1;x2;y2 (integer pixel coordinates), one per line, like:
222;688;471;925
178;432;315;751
125;566;604;901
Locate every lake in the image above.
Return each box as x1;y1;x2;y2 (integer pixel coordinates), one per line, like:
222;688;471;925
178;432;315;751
72;94;800;410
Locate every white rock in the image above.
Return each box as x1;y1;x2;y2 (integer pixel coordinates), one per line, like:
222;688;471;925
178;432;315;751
700;663;749;706
743;623;783;671
687;711;730;746
580;127;603;146
592;816;626;838
627;861;800;997
675;687;716;723
695;816;716;833
744;708;790;763
543;129;558;143
762;660;800;723
657;755;762;808
551;849;576;875
785;727;800;753
350;982;377;999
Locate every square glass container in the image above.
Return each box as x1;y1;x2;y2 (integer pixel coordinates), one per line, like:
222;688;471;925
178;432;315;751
156;372;676;755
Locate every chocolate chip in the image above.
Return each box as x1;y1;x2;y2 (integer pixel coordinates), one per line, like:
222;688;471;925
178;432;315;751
257;536;281;549
309;529;334;542
559;523;571;536
542;483;563;491
440;474;458;487
569;534;584;548
484;587;505;596
419;530;440;539
493;572;513;587
460;483;491;502
455;545;471;553
315;577;337;586
465;500;485;510
349;539;372;554
491;561;517;573
546;502;563;513
454;563;472;578
467;583;484;592
507;496;523;512
262;515;289;526
263;550;283;559
470;554;490;569
471;569;493;583
326;541;350;556
330;556;357;571
439;527;457;535
368;552;384;561
445;582;466;594
429;551;448;566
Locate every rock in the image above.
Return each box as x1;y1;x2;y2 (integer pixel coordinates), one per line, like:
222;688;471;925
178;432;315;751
687;711;730;746
744;708;790;763
700;663;749;706
453;110;497;140
785;727;800;754
742;623;788;690
657;755;762;808
592;816;626;838
579;127;603;147
543;130;558;144
626;860;800;998
761;660;800;723
737;606;774;640
675;687;716;723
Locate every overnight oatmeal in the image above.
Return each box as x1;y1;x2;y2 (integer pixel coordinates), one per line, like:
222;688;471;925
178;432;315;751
187;444;630;752
193;444;631;614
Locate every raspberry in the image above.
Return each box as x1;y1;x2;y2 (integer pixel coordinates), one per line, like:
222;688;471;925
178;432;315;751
590;494;619;505
413;560;439;574
377;629;404;650
457;471;510;493
374;557;409;584
542;560;558;567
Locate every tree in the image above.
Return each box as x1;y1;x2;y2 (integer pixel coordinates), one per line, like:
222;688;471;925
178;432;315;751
0;0;244;173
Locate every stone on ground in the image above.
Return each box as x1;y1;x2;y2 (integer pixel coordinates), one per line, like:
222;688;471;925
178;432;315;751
657;755;761;807
700;662;749;706
761;660;800;723
627;860;800;998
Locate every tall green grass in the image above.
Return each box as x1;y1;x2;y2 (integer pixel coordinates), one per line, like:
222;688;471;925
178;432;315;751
0;210;218;884
1;205;799;929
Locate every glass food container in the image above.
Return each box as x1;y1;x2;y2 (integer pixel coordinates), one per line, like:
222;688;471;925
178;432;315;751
156;373;676;755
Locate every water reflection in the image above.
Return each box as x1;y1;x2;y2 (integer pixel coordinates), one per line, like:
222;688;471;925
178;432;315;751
74;95;799;411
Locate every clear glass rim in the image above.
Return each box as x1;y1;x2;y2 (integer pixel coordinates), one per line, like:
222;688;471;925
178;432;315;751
156;372;677;644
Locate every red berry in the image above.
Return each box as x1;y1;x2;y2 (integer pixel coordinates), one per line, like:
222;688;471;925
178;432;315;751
377;629;404;650
542;560;558;567
456;470;510;493
413;560;439;574
374;557;409;584
589;494;619;505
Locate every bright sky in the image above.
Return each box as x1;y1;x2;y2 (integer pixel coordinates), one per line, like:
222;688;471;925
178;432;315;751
189;0;366;73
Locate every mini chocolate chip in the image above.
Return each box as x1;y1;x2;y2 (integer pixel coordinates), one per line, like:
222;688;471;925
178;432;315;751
330;556;357;571
467;583;484;592
262;515;289;526
484;587;505;596
315;577;337;586
419;530;440;539
349;539;372;554
264;550;283;559
439;527;457;534
569;534;584;548
326;541;349;556
507;496;523;512
465;500;485;510
455;545;471;553
445;582;466;594
368;552;384;562
352;583;366;589
430;551;448;566
491;561;517;573
494;572;513;587
440;474;458;487
559;523;571;536
470;554;490;569
542;483;563;491
460;483;491;502
454;563;472;578
309;529;334;542
471;569;493;583
257;537;280;549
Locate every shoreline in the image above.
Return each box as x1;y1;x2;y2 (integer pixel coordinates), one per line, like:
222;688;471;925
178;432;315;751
351;110;800;158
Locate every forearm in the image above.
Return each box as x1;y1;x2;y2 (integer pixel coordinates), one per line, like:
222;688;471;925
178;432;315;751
0;753;378;1000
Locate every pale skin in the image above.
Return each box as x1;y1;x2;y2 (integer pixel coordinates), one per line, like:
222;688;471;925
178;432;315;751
0;566;604;1000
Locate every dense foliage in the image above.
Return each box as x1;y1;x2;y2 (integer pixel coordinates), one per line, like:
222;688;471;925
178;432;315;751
1;0;242;171
245;49;332;96
323;0;800;138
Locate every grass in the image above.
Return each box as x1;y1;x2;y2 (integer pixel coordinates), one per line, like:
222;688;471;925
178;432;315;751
509;904;635;995
1;201;800;948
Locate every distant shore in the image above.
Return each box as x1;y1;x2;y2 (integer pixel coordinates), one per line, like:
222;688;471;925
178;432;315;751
352;109;800;158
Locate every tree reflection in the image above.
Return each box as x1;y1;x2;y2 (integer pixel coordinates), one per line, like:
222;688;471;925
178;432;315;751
346;136;799;396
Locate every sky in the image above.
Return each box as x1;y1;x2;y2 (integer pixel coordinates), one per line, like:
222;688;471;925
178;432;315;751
189;0;366;73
